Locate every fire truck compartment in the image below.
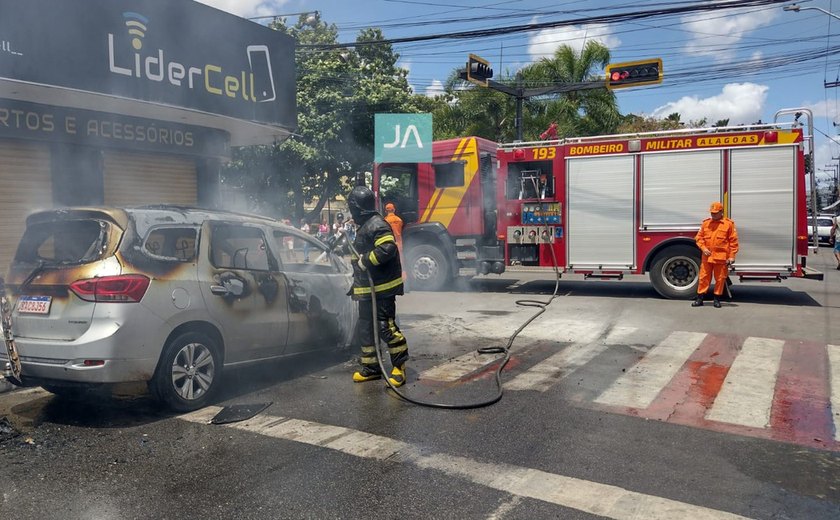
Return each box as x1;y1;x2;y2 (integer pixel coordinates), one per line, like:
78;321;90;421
729;146;797;270
567;155;635;269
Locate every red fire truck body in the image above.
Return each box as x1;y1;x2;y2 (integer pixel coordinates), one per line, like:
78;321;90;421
374;118;823;298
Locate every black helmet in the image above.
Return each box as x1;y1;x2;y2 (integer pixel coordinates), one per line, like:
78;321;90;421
336;212;344;220
347;185;376;223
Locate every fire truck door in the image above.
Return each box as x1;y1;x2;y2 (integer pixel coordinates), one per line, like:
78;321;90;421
729;147;796;270
567;155;635;268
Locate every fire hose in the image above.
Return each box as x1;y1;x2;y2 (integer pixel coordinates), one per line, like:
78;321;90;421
342;176;561;409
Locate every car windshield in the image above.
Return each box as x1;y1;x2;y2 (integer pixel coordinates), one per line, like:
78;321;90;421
14;219;108;265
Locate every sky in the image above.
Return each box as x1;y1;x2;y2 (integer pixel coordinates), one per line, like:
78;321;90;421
196;0;840;187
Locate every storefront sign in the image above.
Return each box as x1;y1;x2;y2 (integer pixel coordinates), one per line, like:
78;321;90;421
0;0;295;129
0;99;229;157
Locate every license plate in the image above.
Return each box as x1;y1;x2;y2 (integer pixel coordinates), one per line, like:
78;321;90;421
17;296;52;315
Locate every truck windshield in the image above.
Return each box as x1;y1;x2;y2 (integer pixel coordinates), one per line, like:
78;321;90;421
378;164;418;223
14;219;108;265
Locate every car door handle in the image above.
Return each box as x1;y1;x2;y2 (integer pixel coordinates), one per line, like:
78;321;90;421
210;284;230;296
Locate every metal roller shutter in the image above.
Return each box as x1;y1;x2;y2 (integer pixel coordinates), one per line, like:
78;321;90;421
0;140;53;275
567;155;636;268
729;146;796;270
103;151;197;207
642;150;722;230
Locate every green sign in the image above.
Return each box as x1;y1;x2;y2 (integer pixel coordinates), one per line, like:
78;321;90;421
375;113;432;163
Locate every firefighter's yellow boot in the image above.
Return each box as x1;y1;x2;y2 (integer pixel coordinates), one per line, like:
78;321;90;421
353;365;382;382
387;364;406;387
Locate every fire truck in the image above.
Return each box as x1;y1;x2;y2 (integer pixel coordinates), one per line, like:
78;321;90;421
373;109;824;298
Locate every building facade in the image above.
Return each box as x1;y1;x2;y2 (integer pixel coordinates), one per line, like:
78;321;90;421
0;0;296;271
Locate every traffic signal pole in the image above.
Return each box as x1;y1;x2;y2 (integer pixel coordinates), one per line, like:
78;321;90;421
466;73;603;141
463;54;658;141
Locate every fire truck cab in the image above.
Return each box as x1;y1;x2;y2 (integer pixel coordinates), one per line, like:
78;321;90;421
374;112;823;297
375;137;504;291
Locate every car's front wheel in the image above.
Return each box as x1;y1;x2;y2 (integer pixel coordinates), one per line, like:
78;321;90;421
152;331;221;412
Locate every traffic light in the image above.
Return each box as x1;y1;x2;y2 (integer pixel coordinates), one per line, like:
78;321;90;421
466;54;493;87
606;58;662;90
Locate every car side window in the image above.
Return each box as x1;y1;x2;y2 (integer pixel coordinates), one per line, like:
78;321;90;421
272;230;339;274
210;224;271;271
143;227;198;262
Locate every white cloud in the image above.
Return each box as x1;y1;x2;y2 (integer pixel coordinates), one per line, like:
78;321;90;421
527;23;620;61
424;80;445;97
682;4;777;60
195;0;289;19
651;83;768;125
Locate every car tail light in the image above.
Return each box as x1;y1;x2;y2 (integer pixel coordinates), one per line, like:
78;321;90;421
70;275;151;303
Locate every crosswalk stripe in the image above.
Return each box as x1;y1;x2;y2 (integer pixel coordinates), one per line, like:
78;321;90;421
505;342;609;391
594;331;707;409
419;351;507;382
705;337;785;428
828;345;840;442
180;407;749;519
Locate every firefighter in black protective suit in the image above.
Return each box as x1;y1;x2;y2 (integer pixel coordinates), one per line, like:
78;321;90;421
346;185;409;387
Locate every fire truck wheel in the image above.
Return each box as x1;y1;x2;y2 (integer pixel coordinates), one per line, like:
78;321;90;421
649;245;701;300
406;244;450;291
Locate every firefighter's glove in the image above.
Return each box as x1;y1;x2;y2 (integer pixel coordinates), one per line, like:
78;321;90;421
357;258;367;272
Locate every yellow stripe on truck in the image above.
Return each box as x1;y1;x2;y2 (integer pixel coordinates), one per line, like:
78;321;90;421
427;137;480;228
421;138;470;223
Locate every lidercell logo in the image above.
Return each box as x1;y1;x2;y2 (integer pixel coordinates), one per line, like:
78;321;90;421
108;12;276;104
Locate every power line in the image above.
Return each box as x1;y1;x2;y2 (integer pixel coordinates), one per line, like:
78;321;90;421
300;0;789;49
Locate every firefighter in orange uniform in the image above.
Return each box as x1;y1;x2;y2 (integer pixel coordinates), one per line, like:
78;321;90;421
693;201;739;308
383;203;404;251
384;202;406;282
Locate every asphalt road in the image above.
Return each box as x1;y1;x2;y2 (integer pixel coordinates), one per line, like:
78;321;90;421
1;247;839;519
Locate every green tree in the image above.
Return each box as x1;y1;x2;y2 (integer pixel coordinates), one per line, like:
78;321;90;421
431;41;621;141
223;16;421;221
518;40;620;139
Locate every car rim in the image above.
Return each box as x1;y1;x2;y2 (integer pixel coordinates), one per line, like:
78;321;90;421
413;256;438;281
661;255;698;291
171;342;215;401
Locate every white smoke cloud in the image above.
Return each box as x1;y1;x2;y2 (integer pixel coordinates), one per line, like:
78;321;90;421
528;23;621;61
195;0;290;19
651;83;768;125
681;4;777;60
424;80;445;97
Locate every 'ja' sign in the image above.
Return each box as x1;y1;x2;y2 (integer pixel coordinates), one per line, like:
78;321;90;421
375;113;432;163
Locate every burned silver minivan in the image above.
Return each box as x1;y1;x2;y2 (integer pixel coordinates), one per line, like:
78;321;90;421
1;207;356;411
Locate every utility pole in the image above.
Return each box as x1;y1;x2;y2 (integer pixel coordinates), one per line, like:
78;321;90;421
784;4;840;88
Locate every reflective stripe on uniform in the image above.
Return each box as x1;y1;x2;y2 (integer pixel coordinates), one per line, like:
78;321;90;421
388;344;408;356
361;346;376;354
369;251;380;266
374;234;395;247
360;356;378;365
353;277;403;295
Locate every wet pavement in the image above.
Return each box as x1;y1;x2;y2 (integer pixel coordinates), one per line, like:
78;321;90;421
1;247;839;519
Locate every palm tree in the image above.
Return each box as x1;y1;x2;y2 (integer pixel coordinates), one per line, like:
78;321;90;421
519;40;621;139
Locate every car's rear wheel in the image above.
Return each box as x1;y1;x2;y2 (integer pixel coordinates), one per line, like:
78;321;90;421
152;331;221;412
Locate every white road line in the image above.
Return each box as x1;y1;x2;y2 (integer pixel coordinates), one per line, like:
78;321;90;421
420;351;505;382
827;344;840;442
705;337;785;429
505;342;608;392
594;331;707;409
180;407;749;519
603;326;639;345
